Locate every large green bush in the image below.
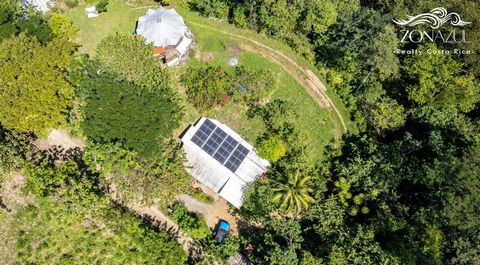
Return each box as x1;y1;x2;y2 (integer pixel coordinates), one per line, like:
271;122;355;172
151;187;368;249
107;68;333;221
181;65;232;110
170;202;210;239
80;72;181;157
0;34;75;136
256;134;287;162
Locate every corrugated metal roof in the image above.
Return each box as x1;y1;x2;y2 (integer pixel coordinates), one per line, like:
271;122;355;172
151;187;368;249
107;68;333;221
181;117;270;208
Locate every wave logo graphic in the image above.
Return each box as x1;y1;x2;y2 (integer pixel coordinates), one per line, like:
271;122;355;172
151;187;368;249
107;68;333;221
393;7;471;29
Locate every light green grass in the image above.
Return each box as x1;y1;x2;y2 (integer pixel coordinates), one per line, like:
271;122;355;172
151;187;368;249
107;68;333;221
65;0;153;54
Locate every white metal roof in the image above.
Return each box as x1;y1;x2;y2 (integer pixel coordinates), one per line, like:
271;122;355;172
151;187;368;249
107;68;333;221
137;7;189;47
175;36;194;56
181;117;270;208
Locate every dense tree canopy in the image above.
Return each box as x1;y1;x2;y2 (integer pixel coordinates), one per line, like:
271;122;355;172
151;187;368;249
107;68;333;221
80;71;181;157
0;33;76;136
403;44;479;113
0;0;52;43
75;34;183;157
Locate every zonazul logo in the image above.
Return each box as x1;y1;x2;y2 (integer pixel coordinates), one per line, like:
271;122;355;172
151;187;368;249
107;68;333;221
393;7;471;43
393;7;471;29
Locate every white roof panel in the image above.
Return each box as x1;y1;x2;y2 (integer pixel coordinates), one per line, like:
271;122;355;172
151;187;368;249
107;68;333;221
181;117;270;208
137;7;188;47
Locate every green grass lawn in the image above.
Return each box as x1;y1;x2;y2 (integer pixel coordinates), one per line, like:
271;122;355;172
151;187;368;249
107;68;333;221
65;1;350;161
65;0;154;54
175;11;339;160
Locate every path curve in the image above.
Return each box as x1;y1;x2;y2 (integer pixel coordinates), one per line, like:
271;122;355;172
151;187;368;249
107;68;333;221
189;21;348;133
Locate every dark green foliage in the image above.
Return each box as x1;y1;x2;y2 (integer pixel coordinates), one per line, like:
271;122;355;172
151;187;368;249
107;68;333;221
75;47;182;157
181;65;232;110
319;7;399;80
0;126;30;173
199;235;243;262
81;72;180;157
242;218;303;264
0;0;52;43
95;0;109;13
240;179;276;223
170;202;210;239
191;0;229;19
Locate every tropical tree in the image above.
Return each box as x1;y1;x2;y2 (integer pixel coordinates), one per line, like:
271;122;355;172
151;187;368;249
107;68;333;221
270;170;315;214
76;59;182;157
0;33;76;136
403;44;479;113
256;134;287;162
0;0;52;43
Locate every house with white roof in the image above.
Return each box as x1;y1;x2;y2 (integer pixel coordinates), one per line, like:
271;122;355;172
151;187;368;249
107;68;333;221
136;7;194;67
180;117;270;208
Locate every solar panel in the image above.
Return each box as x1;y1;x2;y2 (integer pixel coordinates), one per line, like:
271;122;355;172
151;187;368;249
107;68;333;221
213;135;238;164
191;119;216;148
191;119;249;173
224;144;249;172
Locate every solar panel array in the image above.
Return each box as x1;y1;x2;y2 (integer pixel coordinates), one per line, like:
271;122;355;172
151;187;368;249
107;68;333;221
191;119;249;173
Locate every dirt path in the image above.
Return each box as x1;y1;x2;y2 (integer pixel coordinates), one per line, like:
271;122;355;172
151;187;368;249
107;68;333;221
33;129;85;151
178;194;240;236
108;186;203;258
189;21;348;133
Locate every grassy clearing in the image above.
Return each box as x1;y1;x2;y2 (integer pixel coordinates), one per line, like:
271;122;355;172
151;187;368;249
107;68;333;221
65;0;153;54
65;1;351;160
177;14;339;160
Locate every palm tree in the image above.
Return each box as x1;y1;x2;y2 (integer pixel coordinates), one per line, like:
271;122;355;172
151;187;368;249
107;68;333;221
270;170;316;214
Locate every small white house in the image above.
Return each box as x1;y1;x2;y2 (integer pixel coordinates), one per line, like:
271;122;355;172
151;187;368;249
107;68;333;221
181;117;270;208
136;7;194;66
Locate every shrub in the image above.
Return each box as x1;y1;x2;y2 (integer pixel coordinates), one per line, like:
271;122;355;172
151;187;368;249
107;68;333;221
233;66;276;106
95;0;108;13
191;0;229;19
80;72;181;157
48;14;79;39
170;202;210;239
256;134;287;162
232;6;247;28
181;65;232;110
199;235;243;262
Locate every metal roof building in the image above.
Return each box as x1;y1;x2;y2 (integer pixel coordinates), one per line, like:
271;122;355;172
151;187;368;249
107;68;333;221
136;7;194;66
181;117;270;208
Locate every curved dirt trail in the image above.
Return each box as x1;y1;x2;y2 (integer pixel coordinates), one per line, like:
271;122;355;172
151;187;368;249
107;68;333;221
190;21;348;133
